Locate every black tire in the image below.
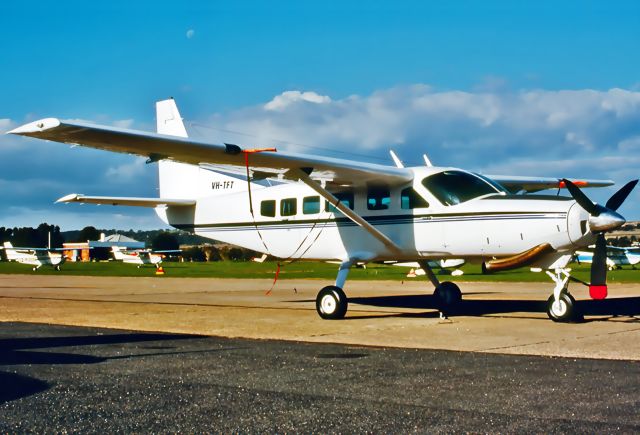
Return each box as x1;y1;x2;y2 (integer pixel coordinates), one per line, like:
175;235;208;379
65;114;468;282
55;265;61;271
434;281;462;311
546;292;577;322
316;286;348;320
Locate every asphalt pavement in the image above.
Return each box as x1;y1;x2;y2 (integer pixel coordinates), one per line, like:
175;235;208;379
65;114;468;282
1;322;639;432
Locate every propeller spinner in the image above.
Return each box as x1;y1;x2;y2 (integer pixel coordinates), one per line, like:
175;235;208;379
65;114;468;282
562;179;638;299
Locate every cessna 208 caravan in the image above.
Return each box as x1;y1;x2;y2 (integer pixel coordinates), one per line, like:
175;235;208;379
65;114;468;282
8;99;637;322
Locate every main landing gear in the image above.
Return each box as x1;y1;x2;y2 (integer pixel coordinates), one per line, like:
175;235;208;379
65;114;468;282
316;286;348;319
313;259;463;320
545;268;580;322
315;261;351;319
418;260;462;315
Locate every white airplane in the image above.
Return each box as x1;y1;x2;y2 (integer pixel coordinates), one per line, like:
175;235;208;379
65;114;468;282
575;246;640;270
386;259;466;277
8;99;637;322
111;246;180;269
1;241;66;271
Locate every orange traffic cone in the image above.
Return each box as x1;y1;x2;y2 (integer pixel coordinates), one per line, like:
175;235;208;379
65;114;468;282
155;266;165;275
407;268;417;278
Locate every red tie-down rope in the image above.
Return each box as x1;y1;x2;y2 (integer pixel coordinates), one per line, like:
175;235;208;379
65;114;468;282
242;148;331;296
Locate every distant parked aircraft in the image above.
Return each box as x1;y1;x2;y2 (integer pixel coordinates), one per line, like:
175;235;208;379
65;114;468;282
111;246;180;269
575;245;640;270
1;241;65;271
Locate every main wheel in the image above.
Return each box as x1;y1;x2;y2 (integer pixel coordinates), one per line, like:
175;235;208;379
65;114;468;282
316;286;348;320
546;292;577;322
55;265;61;271
434;281;462;310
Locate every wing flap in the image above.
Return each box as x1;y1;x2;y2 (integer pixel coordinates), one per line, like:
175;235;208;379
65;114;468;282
56;194;195;207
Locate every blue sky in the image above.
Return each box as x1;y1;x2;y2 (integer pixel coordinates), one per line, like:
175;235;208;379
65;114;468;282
1;1;640;229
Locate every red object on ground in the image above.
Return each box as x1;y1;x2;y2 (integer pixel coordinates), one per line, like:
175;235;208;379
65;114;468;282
589;285;607;299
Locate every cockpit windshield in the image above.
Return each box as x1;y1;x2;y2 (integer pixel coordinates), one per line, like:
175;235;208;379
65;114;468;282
422;170;504;206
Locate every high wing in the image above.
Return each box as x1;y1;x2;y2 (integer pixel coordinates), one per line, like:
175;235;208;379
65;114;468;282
8;118;412;187
487;175;613;193
56;194;195;207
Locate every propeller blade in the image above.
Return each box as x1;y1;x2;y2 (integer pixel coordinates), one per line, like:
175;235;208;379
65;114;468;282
590;233;607;286
605;179;638;211
562;178;600;216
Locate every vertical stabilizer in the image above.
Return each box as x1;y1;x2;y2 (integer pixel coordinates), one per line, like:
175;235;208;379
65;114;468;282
155;99;254;202
156;99;198;199
156;98;188;138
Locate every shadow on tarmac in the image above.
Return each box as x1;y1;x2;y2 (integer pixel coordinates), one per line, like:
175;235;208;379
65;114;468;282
0;331;203;404
345;294;640;320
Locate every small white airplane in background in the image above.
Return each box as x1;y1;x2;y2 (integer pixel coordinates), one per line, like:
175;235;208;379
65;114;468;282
575;246;640;270
1;242;66;271
387;259;466;277
8;98;638;322
111;246;180;269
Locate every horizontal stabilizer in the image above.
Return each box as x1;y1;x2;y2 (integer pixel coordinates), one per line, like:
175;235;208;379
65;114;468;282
56;194;196;207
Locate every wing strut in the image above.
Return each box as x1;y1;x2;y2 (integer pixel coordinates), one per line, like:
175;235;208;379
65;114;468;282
291;169;403;255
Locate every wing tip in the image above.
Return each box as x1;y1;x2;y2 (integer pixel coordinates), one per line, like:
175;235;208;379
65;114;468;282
7;118;61;135
56;193;81;204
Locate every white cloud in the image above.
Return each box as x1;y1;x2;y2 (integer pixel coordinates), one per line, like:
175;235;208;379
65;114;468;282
104;157;147;183
0;118;15;132
264;91;331;111
112;119;134;129
186;29;195;39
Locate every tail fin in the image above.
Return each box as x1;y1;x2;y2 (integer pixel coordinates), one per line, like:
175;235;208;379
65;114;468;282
111;246;125;260
3;242;20;260
155;99;253;199
156;99;197;199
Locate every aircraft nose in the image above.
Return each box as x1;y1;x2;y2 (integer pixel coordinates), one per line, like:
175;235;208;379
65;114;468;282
589;210;626;232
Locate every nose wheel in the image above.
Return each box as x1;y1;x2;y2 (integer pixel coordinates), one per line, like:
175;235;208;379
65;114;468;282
546;292;577;322
545;268;580;322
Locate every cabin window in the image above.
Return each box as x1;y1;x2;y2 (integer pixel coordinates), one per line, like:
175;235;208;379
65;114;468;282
325;191;354;212
401;187;429;209
260;200;276;217
303;196;320;214
422;170;499;206
280;198;297;216
367;187;391;210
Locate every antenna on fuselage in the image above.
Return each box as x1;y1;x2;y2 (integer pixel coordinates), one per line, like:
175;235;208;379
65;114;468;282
389;150;404;168
423;154;433;167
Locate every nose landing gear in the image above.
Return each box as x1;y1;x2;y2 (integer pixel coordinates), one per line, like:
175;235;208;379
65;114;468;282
545;268;580;322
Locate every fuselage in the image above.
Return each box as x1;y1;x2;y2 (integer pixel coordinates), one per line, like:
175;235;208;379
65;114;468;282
159;166;594;263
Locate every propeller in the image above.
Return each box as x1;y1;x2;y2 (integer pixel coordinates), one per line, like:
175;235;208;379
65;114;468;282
562;179;638;299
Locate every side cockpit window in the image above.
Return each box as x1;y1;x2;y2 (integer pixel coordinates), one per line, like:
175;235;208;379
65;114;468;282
401;187;429;209
422;170;500;206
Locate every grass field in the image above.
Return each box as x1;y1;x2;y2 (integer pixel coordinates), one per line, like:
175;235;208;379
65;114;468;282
1;260;639;283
